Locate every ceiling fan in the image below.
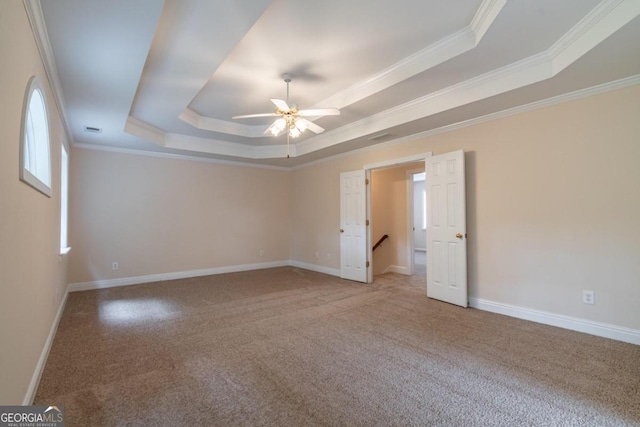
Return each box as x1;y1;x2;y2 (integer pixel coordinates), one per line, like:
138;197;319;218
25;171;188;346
232;74;340;140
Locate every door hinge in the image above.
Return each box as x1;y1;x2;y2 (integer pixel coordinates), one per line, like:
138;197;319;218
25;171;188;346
366;219;370;226
366;261;370;268
365;178;369;185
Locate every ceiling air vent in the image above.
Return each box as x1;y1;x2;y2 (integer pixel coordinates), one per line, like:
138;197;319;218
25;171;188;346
84;126;102;134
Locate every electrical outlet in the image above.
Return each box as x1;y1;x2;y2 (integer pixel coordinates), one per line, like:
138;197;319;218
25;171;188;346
326;253;331;260
259;249;264;257
315;251;319;259
112;262;119;271
582;290;594;305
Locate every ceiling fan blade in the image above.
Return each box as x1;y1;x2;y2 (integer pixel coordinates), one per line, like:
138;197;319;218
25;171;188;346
232;113;278;119
298;118;325;134
271;99;290;111
298;108;340;117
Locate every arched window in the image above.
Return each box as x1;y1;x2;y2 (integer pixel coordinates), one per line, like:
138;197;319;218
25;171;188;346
20;76;51;197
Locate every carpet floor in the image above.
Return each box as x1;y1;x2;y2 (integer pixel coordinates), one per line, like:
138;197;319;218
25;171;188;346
35;267;640;426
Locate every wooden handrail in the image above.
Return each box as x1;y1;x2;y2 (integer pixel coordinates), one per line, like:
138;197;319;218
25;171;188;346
372;234;389;252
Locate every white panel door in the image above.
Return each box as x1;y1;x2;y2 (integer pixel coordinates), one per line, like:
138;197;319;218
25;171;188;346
426;150;468;307
340;170;367;282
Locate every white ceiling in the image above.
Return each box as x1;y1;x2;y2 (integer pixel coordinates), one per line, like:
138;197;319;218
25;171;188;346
37;0;640;167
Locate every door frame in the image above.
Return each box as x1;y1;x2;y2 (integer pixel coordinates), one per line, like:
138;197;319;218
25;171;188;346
364;153;432;283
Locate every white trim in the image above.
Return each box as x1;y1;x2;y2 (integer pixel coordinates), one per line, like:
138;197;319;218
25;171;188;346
469;297;640;346
72;143;290;171
293;74;640;171
314;27;475;110
23;285;69;405
289;260;340;277
26;0;638;165
174;0;505;136
383;265;411;275
20;76;52;197
68;261;291;292
122;0;637;162
83;73;640;171
313;0;504;110
77;74;640;174
364;153;431;171
125;116;296;160
366;154;431;283
166;0;640;164
469;0;506;41
294;2;640;159
179;108;267;138
549;0;640;73
22;0;74;146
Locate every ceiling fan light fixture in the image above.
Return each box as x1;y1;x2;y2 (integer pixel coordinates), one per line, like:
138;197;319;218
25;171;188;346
268;122;282;136
289;126;301;138
295;118;308;132
234;74;340;156
274;118;286;131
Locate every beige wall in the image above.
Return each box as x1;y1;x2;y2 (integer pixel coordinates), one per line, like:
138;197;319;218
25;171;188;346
371;163;423;275
291;84;640;330
0;2;69;404
68;149;291;283
2;1;639;403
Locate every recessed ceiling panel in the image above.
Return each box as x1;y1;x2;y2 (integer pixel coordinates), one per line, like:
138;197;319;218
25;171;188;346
189;0;483;120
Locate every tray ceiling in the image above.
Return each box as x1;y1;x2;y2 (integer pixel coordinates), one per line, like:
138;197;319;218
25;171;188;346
35;0;640;167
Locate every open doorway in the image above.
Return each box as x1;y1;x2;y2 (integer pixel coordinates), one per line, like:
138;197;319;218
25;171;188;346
342;150;468;306
368;159;426;282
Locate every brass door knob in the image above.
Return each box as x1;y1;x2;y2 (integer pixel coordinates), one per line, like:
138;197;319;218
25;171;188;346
456;233;463;239
340;229;344;233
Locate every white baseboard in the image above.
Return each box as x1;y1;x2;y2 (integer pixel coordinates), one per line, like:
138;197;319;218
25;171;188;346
469;297;640;346
383;265;411;275
68;260;290;292
23;285;69;405
289;260;340;277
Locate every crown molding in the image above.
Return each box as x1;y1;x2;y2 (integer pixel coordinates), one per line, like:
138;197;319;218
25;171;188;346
89;73;640;171
175;0;506;135
23;0;74;145
293;52;551;157
80;0;640;165
125;116;297;159
126;70;640;165
549;0;640;73
311;0;505;110
469;0;507;42
179;107;267;137
124;116;166;146
291;74;640;171
292;0;640;157
129;0;638;161
72;142;290;171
